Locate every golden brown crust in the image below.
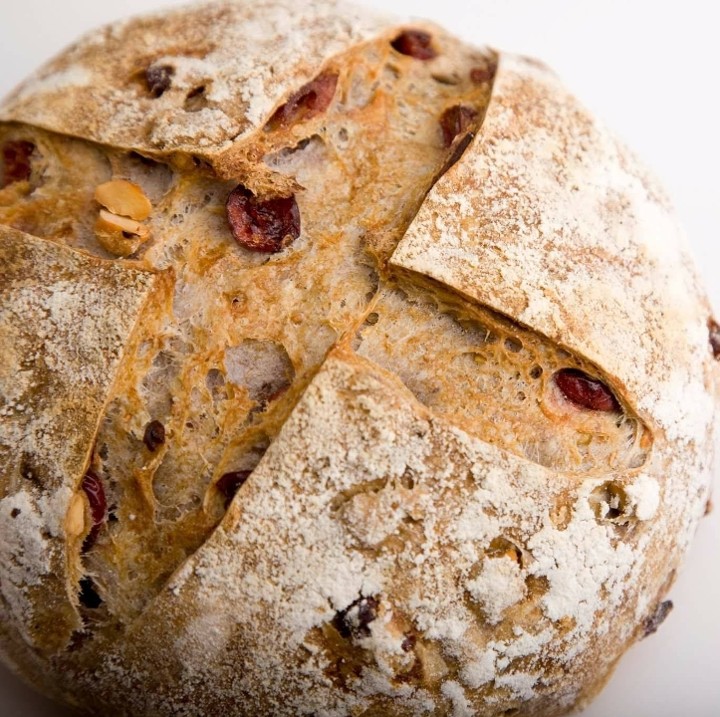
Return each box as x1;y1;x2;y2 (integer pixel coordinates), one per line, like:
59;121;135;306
0;2;716;716
390;54;718;444
0;0;396;164
0;227;167;656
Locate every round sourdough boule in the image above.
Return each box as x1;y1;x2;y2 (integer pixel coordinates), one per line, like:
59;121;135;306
0;1;717;715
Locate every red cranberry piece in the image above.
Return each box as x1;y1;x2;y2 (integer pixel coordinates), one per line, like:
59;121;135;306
143;420;166;452
81;471;107;551
401;634;416;652
216;470;252;507
439;105;478;148
226;185;300;253
708;319;720;359
1;140;35;187
391;30;437;60
265;72;338;131
554;369;619;412
470;62;496;85
146;64;174;97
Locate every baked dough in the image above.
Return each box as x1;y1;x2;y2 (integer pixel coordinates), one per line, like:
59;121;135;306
0;1;716;715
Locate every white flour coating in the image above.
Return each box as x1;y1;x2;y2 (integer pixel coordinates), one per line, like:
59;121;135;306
0;229;163;652
527;493;635;635
0;2;716;714
0;492;52;624
0;0;397;156
441;680;474;717
73;348;712;715
625;475;660;521
465;556;527;625
9;66;92;104
390;54;712;451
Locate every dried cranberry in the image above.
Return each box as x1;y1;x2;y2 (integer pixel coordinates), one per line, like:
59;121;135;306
439;105;478;148
143;420;166;452
470;63;496;85
642;600;673;638
391;30;437;60
146;64;174;97
401;634;416;652
1;140;35;187
226;185;300;253
554;369;619;412
265;72;338;131
216;470;252;507
332;595;379;639
81;471;107;551
437;132;474;177
708;319;720;359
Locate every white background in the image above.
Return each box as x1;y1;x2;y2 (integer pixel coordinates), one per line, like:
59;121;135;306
0;1;718;715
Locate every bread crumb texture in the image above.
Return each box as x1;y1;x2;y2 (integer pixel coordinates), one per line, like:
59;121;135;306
0;1;717;716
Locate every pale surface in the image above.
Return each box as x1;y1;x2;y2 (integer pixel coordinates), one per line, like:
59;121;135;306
0;1;717;716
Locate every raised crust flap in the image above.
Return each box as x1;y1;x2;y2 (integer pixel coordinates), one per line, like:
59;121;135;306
0;228;165;654
389;53;714;443
0;0;394;162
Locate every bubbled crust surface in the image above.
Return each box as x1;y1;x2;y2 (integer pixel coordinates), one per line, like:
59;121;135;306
0;1;718;716
0;0;394;159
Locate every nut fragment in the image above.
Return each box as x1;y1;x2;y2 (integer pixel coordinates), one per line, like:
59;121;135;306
391;30;437;60
265;72;338;131
554;368;619;412
1;140;35;188
95;209;150;257
95;180;152;221
66;493;86;538
226;185;300;253
439;105;478;148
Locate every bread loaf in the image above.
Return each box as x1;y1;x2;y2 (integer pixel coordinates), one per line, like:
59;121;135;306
0;1;716;715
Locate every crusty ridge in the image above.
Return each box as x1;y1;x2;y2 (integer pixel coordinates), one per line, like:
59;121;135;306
0;227;167;660
0;1;717;716
0;0;396;161
391;54;715;447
